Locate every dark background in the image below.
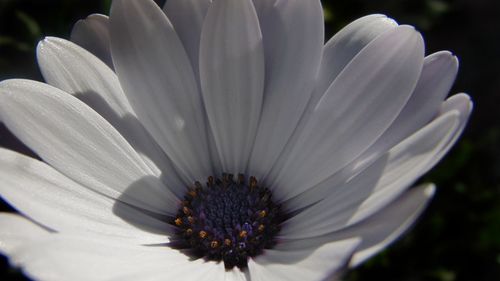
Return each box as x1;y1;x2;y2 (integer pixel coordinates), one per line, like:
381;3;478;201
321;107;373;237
0;0;499;280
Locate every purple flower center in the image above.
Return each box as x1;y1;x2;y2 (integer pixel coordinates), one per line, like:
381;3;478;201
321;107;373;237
171;174;283;269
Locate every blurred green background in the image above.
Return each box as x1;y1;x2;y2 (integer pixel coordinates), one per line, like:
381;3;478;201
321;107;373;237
0;0;499;280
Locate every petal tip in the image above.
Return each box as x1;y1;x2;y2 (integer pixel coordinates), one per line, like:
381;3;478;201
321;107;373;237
381;15;399;27
423;184;436;197
37;36;65;53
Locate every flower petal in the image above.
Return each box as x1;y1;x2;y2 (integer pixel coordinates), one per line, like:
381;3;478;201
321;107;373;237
427;93;473;168
350;51;459;170
348;184;435;267
271;185;434;268
313;14;398;106
285;52;460;210
282;93;469;215
110;0;212;182
248;238;360;281
247;0;324;177
0;213;49;254
163;0;211;80
280;110;459;239
347;95;470;225
224;268;249;281
199;0;265;173
0;148;171;243
0;79;177;215
111;261;224;281
70;14;113;68
37;37;186;197
38;37;131;119
269;26;425;200
162;0;225;174
2;234;223;281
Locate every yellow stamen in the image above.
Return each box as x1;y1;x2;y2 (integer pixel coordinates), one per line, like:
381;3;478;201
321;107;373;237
259;210;267;218
211;240;219;248
258;224;265;232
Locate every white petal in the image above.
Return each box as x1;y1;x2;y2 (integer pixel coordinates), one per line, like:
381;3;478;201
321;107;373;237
313;14;398;106
271;185;434;268
108;254;225;281
110;261;225;281
279;154;388;238
282;94;469;215
347;99;469;225
5;235;222;281
295;52;460;209
70;14;113;68
224;268;249;281
348;110;461;224
163;0;211;80
0;213;49;254
162;0;223;174
199;0;265;174
38;37;132;118
0;79;177;215
440;93;472;120
427;93;473;168
280;110;459;239
110;0;212;182
349;184;435;267
346;94;470;225
247;0;324;177
350;51;459;169
268;26;425;201
0;148;171;243
37;37;186;197
248;238;360;281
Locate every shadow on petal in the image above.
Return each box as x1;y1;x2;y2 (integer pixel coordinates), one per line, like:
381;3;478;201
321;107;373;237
112;175;178;237
74;90;188;198
74;91;171;167
278;154;389;241
113;175;209;262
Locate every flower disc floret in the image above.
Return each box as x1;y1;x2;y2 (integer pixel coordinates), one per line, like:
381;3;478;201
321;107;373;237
171;174;283;269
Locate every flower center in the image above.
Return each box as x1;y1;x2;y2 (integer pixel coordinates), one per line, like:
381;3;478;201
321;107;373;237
170;174;283;269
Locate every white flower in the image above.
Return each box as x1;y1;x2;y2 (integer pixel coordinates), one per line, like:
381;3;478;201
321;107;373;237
0;0;472;280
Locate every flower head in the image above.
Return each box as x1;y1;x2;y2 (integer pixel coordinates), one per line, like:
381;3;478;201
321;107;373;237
0;0;472;280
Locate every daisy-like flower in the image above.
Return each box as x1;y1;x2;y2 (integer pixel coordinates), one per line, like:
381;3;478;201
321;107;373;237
0;0;472;280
